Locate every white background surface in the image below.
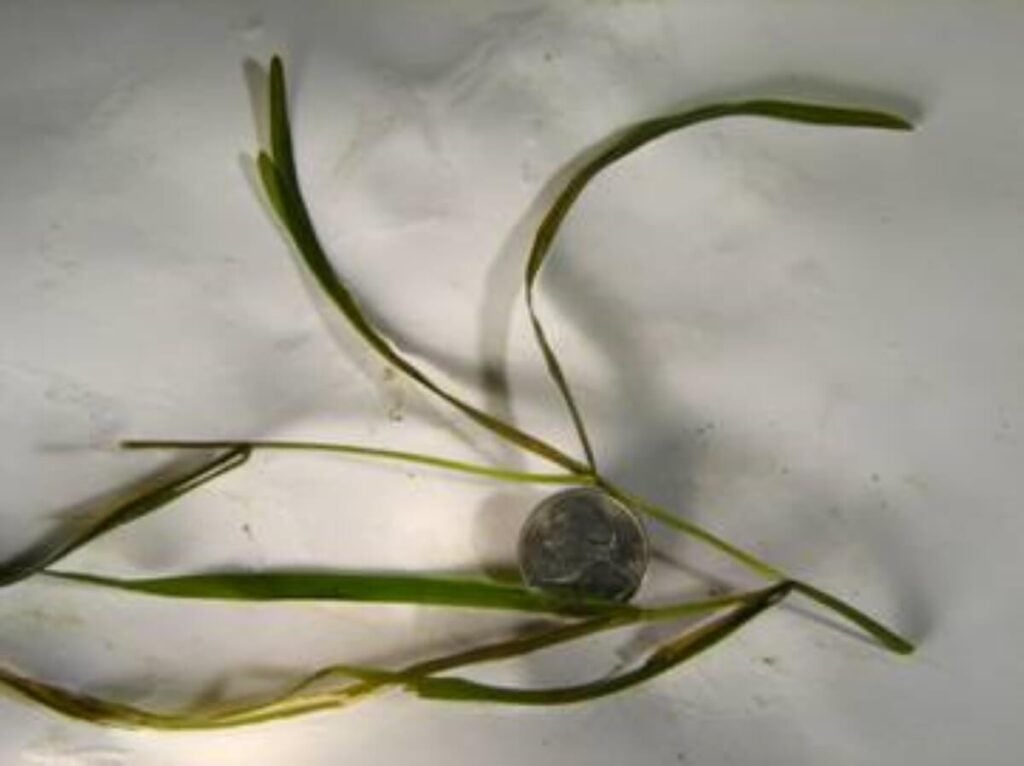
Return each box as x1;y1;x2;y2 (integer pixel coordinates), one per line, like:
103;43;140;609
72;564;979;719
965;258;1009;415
2;1;1023;764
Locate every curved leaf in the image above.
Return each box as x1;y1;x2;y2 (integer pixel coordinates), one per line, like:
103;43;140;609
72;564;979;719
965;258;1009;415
0;587;772;728
0;661;371;730
525;99;912;474
260;57;587;475
603;481;915;654
397;581;791;704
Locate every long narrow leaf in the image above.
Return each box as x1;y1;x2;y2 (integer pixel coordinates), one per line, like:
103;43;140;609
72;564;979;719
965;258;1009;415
122;438;590;486
400;581;791;704
0;661;374;730
791;580;915;655
47;569;636;617
604;481;915;654
0;448;249;588
260;57;586;475
604;481;785;580
524;99;912;479
268;56;297;188
0;588;772;729
527;99;913;288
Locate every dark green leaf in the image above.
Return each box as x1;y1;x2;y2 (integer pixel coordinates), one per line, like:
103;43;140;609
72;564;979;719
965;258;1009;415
527;99;912;286
268;56;296;188
405;581;791;704
791;580;915;655
0;449;249;588
604;481;786;580
259;56;587;475
256;151;287;221
602;483;915;654
47;569;635;616
0;661;379;730
0;587;769;728
524;99;913;476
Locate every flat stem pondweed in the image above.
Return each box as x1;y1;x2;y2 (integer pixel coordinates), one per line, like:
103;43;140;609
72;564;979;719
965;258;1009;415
0;585;784;729
0;55;915;728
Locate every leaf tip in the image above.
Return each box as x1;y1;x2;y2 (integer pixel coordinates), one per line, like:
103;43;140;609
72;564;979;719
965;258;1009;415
886;115;915;132
257;150;276;172
269;54;284;85
889;636;917;655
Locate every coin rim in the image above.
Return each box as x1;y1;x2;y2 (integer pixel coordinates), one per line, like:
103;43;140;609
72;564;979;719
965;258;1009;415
517;486;650;601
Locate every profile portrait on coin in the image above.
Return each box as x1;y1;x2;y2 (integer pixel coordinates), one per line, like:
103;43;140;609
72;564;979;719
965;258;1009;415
518;488;649;603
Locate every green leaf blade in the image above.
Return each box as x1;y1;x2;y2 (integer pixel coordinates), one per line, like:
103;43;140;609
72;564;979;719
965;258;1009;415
0;448;249;588
603;483;915;654
256;151;288;220
47;569;635;617
409;582;791;705
258;57;587;474
0;661;383;730
523;98;913;474
268;55;296;186
123;438;592;486
792;580;916;655
0;587;782;728
526;98;912;284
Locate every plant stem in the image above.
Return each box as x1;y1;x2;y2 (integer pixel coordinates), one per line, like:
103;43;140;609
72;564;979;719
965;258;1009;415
598;479;785;579
122;439;592;486
597;478;914;654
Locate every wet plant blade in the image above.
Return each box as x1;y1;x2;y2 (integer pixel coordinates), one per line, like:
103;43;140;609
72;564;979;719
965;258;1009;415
123;438;590;486
0;664;176;729
47;569;636;617
397;584;783;677
603;481;914;654
402;581;791;704
525;301;597;471
259;57;586;475
258;59;914;655
0;661;376;730
791;580;915;655
527;99;913;288
604;482;785;580
524;99;912;480
0;588;772;728
0;448;249;588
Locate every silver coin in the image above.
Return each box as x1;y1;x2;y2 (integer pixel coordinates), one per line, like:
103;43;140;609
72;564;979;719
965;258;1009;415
518;488;649;603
